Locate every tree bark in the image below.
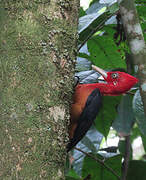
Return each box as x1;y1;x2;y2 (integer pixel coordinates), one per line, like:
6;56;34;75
0;0;79;179
118;0;146;116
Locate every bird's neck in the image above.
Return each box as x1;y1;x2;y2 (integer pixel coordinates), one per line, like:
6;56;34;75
82;83;116;96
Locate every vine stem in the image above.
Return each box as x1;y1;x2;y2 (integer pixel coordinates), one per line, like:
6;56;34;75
74;147;121;180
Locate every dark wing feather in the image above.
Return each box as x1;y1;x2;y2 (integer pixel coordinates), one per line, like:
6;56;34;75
67;88;102;152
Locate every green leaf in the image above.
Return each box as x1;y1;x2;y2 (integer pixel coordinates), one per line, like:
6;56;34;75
79;10;110;44
76;44;91;72
141;23;146;41
82;154;122;180
89;0;100;7
78;52;91;59
87;1;105;14
71;127;103;176
66;169;80;180
81;135;98;153
108;2;119;13
118;140;132;160
136;5;146;41
87;33;126;69
66;177;80;180
137;5;146;19
127;160;146;180
112;95;136;135
79;7;86;18
95;96;121;138
132;90;146;135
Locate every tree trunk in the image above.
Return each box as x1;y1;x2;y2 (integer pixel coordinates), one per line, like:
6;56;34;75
0;0;79;179
118;0;146;116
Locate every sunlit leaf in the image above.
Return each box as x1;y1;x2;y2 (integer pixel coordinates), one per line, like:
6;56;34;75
78;8;110;44
78;11;106;34
87;1;105;14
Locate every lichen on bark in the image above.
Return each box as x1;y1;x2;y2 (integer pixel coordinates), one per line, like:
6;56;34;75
0;0;79;179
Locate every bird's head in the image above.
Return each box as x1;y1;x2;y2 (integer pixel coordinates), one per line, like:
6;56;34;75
92;65;138;95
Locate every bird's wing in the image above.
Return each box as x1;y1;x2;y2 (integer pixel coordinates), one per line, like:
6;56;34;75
67;88;102;152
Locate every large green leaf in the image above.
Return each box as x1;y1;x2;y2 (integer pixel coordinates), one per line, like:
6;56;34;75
66;169;80;180
79;0;120;45
89;0;100;7
87;1;105;15
78;0;115;45
87;32;126;69
79;10;109;44
82;154;122;180
132;90;146;135
127;160;146;180
95;96;121;138
112;95;136;135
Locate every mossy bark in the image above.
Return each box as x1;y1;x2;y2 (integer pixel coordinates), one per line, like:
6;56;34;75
118;0;146;116
0;0;79;179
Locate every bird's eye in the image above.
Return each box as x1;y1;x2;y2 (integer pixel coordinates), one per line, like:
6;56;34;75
111;73;118;79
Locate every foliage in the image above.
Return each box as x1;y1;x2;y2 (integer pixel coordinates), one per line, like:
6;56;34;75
82;154;122;180
127;160;146;180
95;96;121;137
113;94;136;135
66;0;146;180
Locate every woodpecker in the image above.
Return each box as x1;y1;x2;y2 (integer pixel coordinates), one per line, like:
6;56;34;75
67;65;138;152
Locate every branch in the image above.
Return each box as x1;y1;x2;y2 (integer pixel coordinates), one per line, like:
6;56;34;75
118;0;146;116
74;147;120;180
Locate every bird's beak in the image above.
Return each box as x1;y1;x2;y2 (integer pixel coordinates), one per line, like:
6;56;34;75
92;65;107;78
